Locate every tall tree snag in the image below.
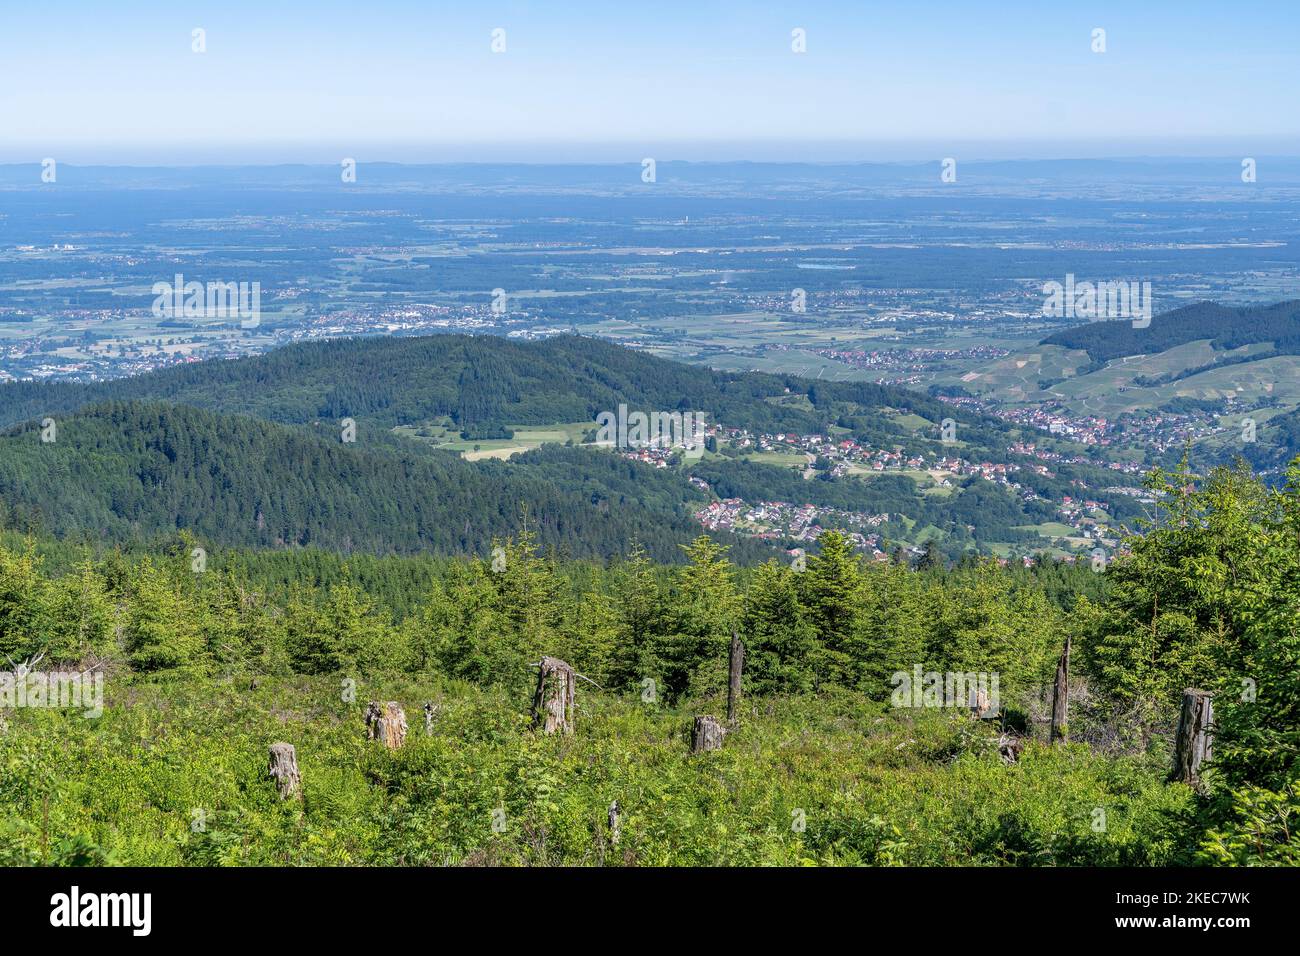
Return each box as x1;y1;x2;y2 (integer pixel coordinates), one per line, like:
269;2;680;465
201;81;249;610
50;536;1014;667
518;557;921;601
532;656;575;734
365;701;408;749
268;742;301;800
727;629;745;725
1050;635;1071;744
692;715;726;753
1171;688;1214;788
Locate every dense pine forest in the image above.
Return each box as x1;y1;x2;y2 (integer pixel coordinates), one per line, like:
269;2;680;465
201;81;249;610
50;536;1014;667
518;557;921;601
1;459;1297;865
0;399;749;563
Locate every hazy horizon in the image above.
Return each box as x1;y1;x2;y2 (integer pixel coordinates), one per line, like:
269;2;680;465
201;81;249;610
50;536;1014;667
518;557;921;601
4;0;1297;166
7;143;1300;168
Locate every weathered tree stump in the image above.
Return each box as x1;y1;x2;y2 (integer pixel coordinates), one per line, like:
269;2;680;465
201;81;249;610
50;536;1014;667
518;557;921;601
727;630;745;725
268;742;301;800
1171;688;1214;787
1050;635;1071;744
532;656;575;734
608;800;621;847
365;701;408;749
691;715;726;753
423;701;439;736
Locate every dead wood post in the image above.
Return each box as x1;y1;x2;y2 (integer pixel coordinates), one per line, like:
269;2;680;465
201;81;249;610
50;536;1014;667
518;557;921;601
727;629;745;725
608;800;621;847
423;701;438;736
365;701;408;749
691;715;726;753
1171;688;1214;787
532;656;576;734
268;742;301;800
1050;635;1071;744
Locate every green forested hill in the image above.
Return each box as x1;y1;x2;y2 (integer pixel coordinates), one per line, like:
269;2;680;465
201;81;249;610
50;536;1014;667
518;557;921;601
0;332;1087;561
0;333;1002;441
1040;299;1300;363
0;400;770;562
0;334;809;432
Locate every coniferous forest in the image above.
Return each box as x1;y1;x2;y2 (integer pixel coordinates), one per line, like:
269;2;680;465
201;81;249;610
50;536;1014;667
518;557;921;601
1;456;1297;866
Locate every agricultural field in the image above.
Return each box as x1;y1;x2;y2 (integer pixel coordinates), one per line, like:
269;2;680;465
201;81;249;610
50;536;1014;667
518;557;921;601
393;421;594;460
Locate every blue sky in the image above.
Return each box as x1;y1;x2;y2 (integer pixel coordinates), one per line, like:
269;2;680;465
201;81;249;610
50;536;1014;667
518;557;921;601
2;0;1297;162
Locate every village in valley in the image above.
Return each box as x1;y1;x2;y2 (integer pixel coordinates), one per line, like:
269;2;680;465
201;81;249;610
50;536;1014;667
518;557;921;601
609;414;1144;564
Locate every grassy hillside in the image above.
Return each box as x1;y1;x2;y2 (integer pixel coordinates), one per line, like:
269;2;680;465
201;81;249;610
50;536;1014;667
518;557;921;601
936;301;1300;471
1041;300;1300;363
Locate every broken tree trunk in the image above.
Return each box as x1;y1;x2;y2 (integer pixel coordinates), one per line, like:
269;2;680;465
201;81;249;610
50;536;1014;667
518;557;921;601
1171;688;1214;787
727;629;745;725
423;701;438;736
365;701;408;749
997;734;1024;765
608;800;621;847
692;715;726;753
268;742;301;800
532;656;575;734
1050;635;1071;744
